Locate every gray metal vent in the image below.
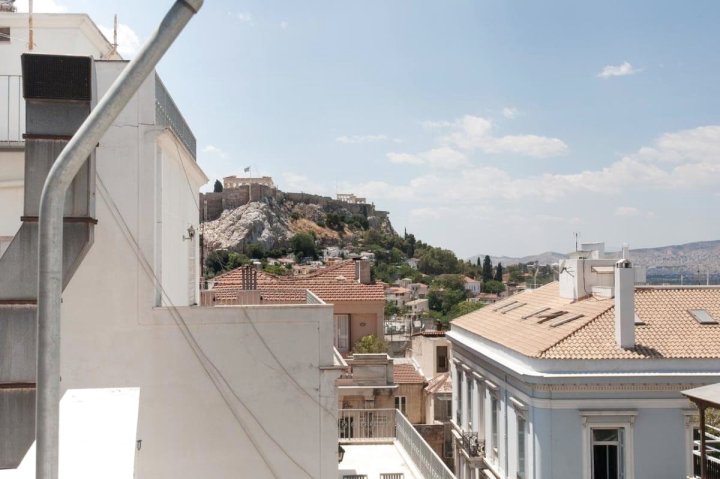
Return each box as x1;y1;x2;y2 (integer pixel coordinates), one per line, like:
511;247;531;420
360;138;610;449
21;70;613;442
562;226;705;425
21;54;91;101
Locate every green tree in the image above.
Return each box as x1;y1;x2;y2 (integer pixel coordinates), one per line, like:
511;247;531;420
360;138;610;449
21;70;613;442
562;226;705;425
428;274;468;314
204;250;249;277
290;232;318;259
352;335;388;354
494;262;504;282
385;301;401;318
483;279;506;294
263;263;290;276
448;301;485;320
418;247;460;275
213;179;223;192
482;255;493;283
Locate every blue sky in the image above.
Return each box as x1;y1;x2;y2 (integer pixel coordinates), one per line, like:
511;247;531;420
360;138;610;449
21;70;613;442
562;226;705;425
18;0;720;258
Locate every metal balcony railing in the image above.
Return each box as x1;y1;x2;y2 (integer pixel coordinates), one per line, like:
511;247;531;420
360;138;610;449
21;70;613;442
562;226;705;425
155;74;196;159
1;75;24;142
339;409;456;479
693;424;720;479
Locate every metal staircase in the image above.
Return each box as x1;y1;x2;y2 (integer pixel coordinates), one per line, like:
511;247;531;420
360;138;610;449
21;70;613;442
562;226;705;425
0;54;97;469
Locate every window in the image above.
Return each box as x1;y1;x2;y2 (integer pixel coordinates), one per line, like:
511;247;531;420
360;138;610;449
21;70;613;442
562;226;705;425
591;428;625;479
491;394;500;462
581;410;635;479
0;27;9;43
456;371;463;424
467;377;474;429
434;397;452;422
395;396;407;415
437;346;448;373
517;416;527;479
334;315;350;352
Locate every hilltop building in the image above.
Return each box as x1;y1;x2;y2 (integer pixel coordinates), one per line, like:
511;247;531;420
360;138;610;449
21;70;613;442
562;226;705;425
448;243;719;479
223;174;275;189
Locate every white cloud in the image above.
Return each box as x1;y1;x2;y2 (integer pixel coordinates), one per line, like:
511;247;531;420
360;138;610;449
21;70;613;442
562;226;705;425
387;152;423;165
598;61;639;78
236;12;254;24
614;206;640;217
366;125;720;205
336;134;389;144
15;0;66;12
98;23;141;59
502;107;520;119
386;147;468;169
443;115;569;158
202;145;228;159
421;120;454;130
280;21;289;30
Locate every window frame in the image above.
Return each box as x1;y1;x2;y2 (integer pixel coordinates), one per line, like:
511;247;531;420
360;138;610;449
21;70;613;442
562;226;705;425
436;345;449;373
394;395;407;415
580;411;636;479
0;27;10;43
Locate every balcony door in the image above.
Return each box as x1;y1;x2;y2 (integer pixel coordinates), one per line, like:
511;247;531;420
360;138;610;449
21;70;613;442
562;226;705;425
592;428;625;479
334;314;350;352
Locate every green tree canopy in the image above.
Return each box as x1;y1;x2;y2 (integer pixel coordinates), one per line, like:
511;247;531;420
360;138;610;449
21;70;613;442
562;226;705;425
213;179;223;192
483;279;506;294
352;335;388;354
290;232;318;259
418;247;460;275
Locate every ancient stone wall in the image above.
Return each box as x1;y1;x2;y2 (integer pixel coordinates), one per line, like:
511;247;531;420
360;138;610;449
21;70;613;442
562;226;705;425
201;186;378;221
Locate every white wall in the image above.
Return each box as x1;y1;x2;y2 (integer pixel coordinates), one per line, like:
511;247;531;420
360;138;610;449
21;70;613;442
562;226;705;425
0;150;23;237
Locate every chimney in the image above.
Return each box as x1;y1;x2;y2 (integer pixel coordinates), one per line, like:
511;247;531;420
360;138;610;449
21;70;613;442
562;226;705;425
355;259;371;284
614;259;634;349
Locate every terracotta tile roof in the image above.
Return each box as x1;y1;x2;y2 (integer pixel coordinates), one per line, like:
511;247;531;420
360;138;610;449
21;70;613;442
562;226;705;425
425;372;452;394
412;330;446;337
452;282;720;360
393;363;426;384
212;260;385;303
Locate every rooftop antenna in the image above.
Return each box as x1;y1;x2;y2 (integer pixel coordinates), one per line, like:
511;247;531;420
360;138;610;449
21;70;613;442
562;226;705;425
111;14;119;56
574;232;579;252
27;0;33;50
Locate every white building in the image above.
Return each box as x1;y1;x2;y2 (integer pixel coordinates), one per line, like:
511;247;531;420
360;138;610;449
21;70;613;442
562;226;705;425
447;243;720;479
0;11;342;478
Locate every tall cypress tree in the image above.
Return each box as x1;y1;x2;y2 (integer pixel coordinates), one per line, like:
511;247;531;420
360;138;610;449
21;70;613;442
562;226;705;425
213;179;223;192
482;255;493;282
494;262;504;281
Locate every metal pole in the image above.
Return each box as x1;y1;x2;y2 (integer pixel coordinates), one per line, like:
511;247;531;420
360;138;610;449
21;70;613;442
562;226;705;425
35;1;203;478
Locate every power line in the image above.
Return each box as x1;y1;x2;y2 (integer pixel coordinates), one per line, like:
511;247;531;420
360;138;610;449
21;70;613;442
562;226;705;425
96;174;319;479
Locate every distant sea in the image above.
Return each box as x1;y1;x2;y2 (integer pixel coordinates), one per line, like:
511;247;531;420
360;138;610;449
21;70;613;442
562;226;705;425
646;272;720;286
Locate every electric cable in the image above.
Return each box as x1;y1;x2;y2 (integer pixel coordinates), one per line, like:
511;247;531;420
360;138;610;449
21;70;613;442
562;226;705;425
96;174;321;479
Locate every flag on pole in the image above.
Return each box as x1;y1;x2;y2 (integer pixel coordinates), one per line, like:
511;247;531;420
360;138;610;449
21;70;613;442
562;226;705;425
244;166;251;173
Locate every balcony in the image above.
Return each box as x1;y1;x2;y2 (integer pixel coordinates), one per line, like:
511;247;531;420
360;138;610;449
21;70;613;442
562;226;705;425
692;424;720;479
155;74;196;159
338;409;456;479
0;75;24;146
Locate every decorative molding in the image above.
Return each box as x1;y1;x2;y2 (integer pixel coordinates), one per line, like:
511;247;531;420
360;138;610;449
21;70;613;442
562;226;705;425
533;382;701;393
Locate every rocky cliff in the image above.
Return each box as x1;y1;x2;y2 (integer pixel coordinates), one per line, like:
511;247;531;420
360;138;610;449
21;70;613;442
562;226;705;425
201;196;395;252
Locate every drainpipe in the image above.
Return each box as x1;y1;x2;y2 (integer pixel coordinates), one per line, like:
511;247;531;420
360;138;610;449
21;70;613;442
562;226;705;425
35;1;203;478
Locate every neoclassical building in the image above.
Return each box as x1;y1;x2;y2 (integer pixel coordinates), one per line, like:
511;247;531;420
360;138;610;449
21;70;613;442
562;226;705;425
447;244;720;479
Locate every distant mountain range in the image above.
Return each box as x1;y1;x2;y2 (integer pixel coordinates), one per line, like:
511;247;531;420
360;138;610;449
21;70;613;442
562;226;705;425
470;240;720;276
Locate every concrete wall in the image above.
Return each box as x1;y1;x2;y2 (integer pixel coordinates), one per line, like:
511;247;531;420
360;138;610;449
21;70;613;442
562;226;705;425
1;47;341;479
411;335;450;380
0;150;23;237
396;383;425;424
